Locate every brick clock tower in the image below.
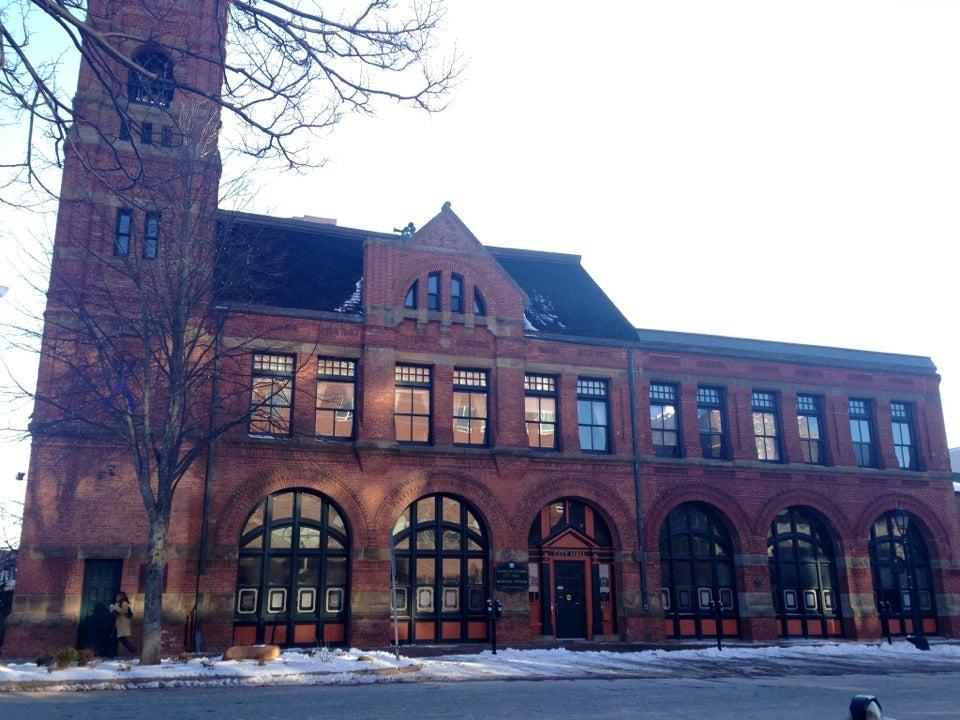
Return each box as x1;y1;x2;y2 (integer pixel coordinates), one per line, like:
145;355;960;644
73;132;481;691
7;1;228;655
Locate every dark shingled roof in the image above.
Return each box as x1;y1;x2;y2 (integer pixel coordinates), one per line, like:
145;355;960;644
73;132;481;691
634;328;938;375
218;211;638;340
217;211;386;314
488;247;638;341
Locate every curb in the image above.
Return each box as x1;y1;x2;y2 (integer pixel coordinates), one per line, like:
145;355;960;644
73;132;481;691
0;662;423;693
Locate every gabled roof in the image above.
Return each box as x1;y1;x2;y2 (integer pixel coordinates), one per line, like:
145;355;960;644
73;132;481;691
217;210;639;341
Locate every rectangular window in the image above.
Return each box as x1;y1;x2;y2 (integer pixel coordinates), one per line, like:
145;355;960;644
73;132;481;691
114;209;132;257
315;358;356;439
249;353;295;436
427;272;441;311
160;125;173;147
650;383;680;457
577;378;609;453
849;398;876;468
796;394;824;465
395;365;431;444
451;274;464;314
143;213;160;259
453;369;488;446
141;121;154;145
890;401;918;470
525;374;558;450
697;386;725;459
752;391;781;462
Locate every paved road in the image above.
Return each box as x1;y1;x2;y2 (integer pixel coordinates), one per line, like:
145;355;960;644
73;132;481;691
1;672;957;719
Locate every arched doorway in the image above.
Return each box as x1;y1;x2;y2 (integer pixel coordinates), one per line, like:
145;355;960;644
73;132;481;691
659;502;739;639
233;490;350;646
390;494;488;643
528;498;617;640
767;507;843;638
869;510;938;636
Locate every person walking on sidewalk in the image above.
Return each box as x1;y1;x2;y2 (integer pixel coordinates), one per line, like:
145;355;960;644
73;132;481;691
109;591;136;656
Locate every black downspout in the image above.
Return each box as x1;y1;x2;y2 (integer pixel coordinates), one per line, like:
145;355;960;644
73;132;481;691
194;307;225;652
626;348;649;615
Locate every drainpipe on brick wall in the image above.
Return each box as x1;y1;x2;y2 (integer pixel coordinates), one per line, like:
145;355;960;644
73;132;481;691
193;306;226;652
627;348;649;613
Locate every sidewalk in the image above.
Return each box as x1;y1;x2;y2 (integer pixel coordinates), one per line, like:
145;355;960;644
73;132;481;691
2;640;959;693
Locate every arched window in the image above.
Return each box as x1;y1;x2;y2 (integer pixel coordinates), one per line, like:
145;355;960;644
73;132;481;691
391;494;487;643
528;498;616;639
659;502;738;639
767;507;842;638
451;274;464;313
869;510;937;636
128;50;175;107
234;490;349;647
473;287;487;316
404;280;418;309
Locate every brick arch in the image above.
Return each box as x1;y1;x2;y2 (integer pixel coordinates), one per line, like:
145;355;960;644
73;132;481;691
211;464;370;550
752;489;851;554
644;485;750;555
512;476;636;551
370;470;509;549
854;493;952;561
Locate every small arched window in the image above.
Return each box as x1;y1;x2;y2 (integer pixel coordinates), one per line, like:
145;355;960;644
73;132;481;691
404;280;418;309
451;274;464;313
128;50;175;107
473;288;486;316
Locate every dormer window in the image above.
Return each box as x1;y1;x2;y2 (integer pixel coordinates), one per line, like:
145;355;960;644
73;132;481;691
404;280;418;309
427;272;441;311
451;274;464;313
128;50;175;107
473;288;486;316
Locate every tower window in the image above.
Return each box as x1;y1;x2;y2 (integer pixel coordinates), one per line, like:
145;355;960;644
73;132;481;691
141;122;154;145
128;50;175;107
114;209;132;257
143;213;160;259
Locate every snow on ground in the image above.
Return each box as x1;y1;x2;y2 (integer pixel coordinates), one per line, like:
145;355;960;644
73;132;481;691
2;641;959;691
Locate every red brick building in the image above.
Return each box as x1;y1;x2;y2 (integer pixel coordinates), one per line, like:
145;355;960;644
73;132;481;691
5;0;959;656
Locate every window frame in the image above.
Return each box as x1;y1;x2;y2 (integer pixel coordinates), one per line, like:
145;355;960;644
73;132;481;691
848;398;876;468
451;274;464;314
452;368;489;447
796;394;826;466
473;287;487;316
524;373;559;451
404;280;418;310
752;391;782;462
143;212;160;259
114;208;133;257
427;272;441;312
315;357;358;441
249;352;296;437
395;364;433;445
890;401;919;470
650;382;681;458
696;386;726;460
577;377;610;454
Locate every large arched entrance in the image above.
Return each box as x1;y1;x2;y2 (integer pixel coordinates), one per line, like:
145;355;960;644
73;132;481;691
767;507;843;638
233;489;350;646
869;509;938;636
528;498;617;640
659;502;739;639
390;494;488;643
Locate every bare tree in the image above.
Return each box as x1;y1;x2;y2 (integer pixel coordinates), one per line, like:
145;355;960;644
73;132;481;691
0;498;21;554
2;103;333;663
0;0;461;203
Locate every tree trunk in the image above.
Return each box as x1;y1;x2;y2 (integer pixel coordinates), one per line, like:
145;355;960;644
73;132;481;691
141;518;169;665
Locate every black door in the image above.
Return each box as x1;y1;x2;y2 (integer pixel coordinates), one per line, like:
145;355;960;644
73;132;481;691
554;561;586;638
78;559;122;656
